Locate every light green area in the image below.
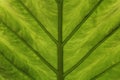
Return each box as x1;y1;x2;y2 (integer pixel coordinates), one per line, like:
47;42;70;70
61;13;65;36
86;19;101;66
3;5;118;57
0;0;120;80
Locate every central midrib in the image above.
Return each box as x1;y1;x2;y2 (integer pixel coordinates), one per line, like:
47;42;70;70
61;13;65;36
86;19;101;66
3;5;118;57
57;0;64;80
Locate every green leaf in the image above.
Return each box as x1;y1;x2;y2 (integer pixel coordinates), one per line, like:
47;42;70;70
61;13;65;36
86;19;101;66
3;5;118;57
0;0;120;80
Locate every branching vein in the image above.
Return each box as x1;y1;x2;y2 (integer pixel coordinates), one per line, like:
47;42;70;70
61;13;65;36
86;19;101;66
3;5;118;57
90;61;120;80
63;0;103;46
18;0;58;44
0;52;34;80
1;21;57;74
64;24;120;77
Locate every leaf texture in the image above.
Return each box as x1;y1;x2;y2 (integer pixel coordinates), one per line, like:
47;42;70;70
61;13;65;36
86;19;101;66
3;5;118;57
0;0;120;80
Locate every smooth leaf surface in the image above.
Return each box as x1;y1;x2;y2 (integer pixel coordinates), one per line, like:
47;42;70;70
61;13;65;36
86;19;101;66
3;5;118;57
0;0;120;80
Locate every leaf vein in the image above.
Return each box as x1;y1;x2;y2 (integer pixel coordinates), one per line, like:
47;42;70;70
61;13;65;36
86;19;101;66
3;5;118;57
1;21;57;74
18;0;58;44
0;52;34;80
63;0;103;46
90;61;120;80
64;24;120;77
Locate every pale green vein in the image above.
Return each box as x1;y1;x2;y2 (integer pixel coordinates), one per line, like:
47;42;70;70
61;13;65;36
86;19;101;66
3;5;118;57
18;0;58;44
57;0;64;80
1;21;57;74
0;52;33;80
64;24;120;77
62;0;103;46
90;61;120;80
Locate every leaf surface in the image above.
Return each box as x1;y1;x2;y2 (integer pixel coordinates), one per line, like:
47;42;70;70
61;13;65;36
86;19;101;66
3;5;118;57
0;0;120;80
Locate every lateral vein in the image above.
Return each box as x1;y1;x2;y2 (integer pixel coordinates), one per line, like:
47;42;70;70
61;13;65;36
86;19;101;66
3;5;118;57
63;0;103;46
1;21;57;74
64;24;120;77
18;0;58;44
0;52;34;80
90;61;120;80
